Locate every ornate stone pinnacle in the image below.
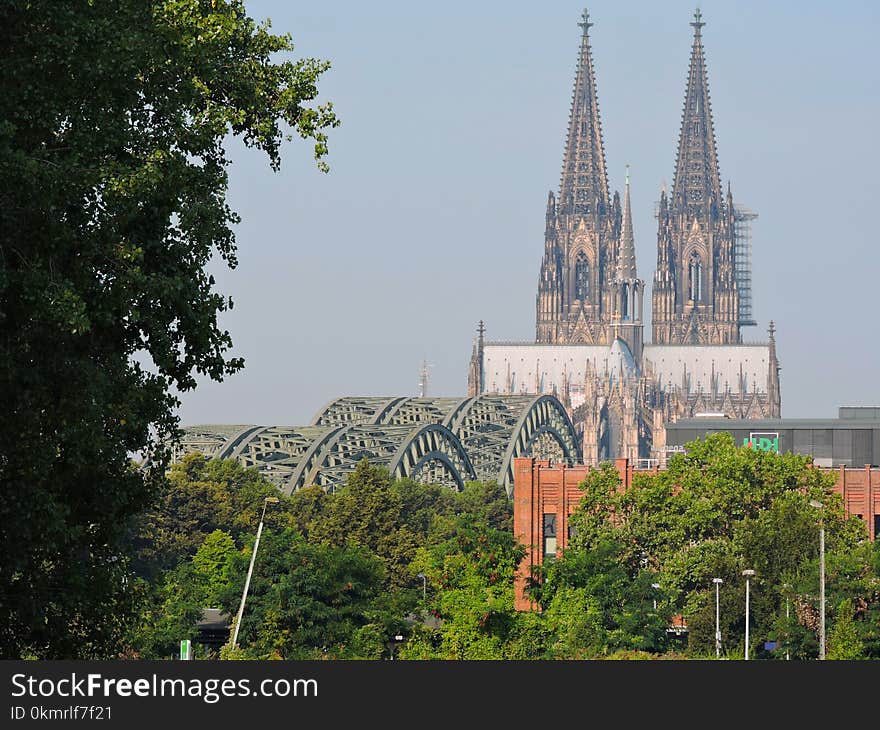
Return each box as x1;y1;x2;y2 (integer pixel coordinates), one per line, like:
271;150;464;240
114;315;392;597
578;9;593;33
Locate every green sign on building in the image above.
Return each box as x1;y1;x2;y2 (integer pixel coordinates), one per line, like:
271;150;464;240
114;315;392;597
743;432;779;453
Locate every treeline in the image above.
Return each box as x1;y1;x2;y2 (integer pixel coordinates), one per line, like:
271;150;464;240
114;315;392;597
127;434;880;659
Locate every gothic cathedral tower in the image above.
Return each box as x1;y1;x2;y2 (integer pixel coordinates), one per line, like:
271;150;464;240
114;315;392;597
652;10;740;345
536;11;623;345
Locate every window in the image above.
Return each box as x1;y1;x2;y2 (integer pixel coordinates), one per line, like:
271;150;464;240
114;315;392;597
543;513;557;561
688;252;702;302
622;283;629;320
575;252;589;300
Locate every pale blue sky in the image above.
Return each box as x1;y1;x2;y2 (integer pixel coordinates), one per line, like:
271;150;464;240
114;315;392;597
177;0;880;426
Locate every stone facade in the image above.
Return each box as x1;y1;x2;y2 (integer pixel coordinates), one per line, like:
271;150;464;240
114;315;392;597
468;10;781;463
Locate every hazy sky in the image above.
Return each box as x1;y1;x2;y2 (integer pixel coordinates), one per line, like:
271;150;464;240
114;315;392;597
177;0;880;427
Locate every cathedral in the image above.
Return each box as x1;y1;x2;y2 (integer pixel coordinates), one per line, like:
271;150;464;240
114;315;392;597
468;9;781;465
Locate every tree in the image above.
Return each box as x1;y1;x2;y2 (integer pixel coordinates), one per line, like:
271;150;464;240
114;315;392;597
131;453;290;577
191;530;237;607
402;514;525;660
304;461;423;592
537;541;672;658
827;599;864;660
218;528;386;659
554;433;867;659
0;0;337;657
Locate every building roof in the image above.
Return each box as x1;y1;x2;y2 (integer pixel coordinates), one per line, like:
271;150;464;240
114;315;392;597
669;417;880;430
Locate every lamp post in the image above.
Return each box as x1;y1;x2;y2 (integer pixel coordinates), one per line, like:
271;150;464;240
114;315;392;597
231;496;280;651
389;633;404;660
782;582;791;661
417;572;426;601
742;569;755;660
712;577;723;658
809;499;825;660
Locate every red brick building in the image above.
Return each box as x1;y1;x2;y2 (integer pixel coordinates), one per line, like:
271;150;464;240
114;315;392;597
513;457;880;610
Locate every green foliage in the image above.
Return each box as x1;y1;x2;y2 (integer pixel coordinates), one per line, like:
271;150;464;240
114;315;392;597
535;540;671;658
124;442;880;662
192;530;237;606
551;433;876;659
305;461;422;592
127;564;205;659
402;514;524;659
827;599;864;660
218;528;386;659
132;453;289;576
0;0;336;657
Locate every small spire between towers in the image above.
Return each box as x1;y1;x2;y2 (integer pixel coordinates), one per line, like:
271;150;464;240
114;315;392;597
617;165;637;280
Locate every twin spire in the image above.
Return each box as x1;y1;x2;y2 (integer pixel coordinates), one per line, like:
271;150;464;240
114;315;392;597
558;9;610;216
560;7;724;251
671;7;723;213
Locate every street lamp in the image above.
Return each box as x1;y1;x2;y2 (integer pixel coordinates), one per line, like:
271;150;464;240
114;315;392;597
742;569;755;660
389;633;404;660
712;577;724;658
809;499;825;660
230;496;280;651
417;572;426;601
782;582;792;661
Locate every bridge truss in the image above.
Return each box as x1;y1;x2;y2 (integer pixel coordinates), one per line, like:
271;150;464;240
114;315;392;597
175;395;581;496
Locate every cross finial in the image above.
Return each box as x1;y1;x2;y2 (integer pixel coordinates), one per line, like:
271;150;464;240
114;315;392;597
625;163;630;187
578;8;593;34
691;7;704;33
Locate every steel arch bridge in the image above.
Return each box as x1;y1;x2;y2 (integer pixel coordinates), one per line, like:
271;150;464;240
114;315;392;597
175;394;580;496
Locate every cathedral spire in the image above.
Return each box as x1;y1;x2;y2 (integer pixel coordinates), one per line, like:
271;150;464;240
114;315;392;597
671;8;722;214
767;320;781;417
559;9;610;215
617;165;637;279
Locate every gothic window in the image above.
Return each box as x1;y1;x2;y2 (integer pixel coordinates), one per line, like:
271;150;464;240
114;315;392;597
575;253;589;301
688;252;703;302
622;283;629;320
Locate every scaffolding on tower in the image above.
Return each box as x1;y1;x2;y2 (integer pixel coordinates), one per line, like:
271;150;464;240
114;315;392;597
733;204;758;328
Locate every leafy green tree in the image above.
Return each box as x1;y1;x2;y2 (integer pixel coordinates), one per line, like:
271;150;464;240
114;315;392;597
402;514;525;660
129;528;236;658
827;599;864;660
127;563;205;660
550;434;869;659
534;540;671;658
132;453;290;577
451;480;513;533
192;530;237;606
0;0;336;657
305;461;423;592
219;528;386;659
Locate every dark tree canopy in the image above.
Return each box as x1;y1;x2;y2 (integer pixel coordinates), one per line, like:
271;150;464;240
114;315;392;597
0;0;337;657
